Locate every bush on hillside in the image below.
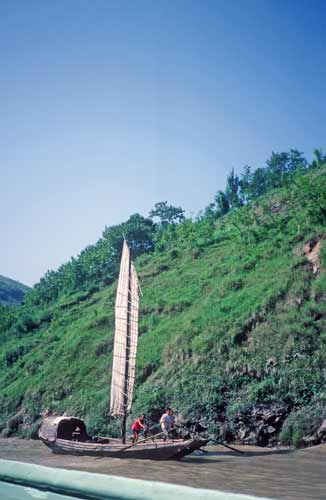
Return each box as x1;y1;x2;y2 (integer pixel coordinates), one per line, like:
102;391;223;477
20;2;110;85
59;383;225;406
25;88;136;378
280;401;326;447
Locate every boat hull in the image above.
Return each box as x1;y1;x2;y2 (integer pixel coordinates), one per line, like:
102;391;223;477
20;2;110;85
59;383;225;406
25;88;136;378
40;437;208;460
38;416;207;460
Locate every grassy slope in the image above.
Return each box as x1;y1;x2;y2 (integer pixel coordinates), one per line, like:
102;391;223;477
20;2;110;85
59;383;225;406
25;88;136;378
0;168;325;445
0;275;31;306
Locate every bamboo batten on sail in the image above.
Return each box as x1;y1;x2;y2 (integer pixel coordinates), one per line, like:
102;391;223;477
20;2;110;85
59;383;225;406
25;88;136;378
109;241;139;416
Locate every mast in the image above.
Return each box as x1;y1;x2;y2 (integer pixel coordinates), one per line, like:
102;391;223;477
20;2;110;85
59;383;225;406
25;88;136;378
121;255;131;443
109;239;140;443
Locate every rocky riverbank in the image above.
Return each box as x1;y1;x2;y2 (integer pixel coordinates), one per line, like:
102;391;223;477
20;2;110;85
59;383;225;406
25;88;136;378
2;404;325;450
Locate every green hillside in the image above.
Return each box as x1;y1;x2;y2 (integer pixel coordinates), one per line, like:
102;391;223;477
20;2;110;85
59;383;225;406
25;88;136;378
0;157;325;448
0;275;31;306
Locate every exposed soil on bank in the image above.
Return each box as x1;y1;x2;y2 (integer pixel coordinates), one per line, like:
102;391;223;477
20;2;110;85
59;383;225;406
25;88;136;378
0;438;325;500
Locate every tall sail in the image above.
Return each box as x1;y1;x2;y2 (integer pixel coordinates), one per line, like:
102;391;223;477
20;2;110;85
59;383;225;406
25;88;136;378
109;240;139;417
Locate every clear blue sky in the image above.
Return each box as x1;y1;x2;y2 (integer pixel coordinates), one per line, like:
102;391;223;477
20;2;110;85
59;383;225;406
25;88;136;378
1;0;325;286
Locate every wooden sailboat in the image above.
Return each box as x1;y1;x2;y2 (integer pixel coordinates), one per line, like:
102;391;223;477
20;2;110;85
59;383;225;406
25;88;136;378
39;240;207;459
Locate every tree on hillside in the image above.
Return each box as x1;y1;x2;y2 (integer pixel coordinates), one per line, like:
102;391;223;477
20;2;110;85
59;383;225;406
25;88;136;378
202;202;216;220
209;149;309;217
0;304;16;333
265;152;290;188
103;213;155;258
287;149;307;171
239;165;253;203
213;169;242;217
265;150;307;189
249;168;268;198
215;190;230;216
149;201;185;226
311;148;326;168
123;213;156;254
225;168;243;209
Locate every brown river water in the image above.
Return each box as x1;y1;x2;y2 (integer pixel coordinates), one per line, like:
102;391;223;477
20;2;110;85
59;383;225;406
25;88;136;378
0;438;325;500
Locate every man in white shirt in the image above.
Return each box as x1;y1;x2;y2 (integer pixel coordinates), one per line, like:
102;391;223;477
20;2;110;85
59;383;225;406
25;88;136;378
160;408;175;441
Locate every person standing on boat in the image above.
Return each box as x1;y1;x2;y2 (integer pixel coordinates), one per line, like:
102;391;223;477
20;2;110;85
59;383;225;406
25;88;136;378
160;408;175;441
131;415;146;443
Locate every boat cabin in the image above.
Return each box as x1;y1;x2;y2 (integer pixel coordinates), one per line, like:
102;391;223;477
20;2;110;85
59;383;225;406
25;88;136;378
39;416;89;442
